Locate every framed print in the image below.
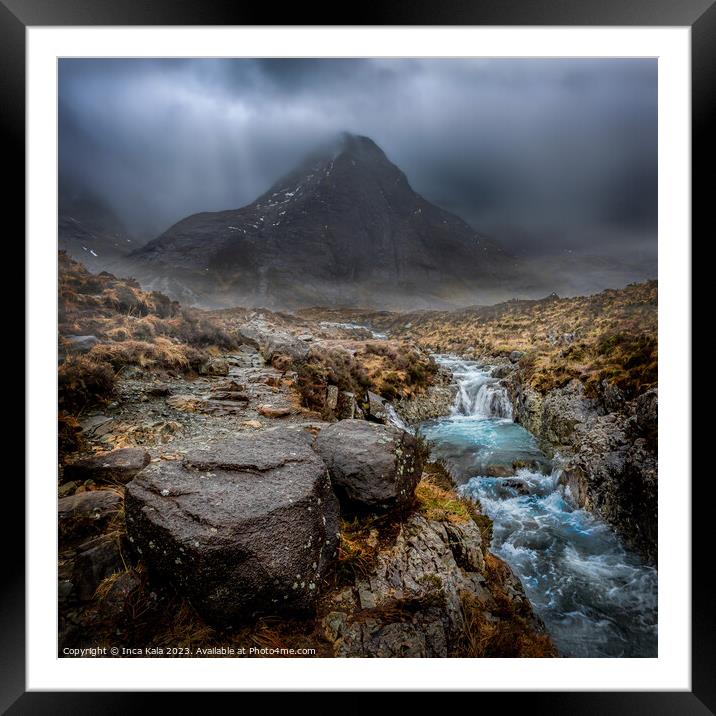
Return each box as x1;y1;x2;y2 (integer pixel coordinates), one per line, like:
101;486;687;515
7;0;708;708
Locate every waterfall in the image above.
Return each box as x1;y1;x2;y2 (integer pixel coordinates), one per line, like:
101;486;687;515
451;364;513;419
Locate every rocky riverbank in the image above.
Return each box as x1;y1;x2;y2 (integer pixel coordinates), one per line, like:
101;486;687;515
392;367;458;424
59;417;554;657
502;362;657;563
57;255;554;658
430;351;658;564
330;284;658;564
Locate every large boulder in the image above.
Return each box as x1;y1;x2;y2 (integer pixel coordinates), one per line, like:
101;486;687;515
124;430;340;626
239;327;311;366
263;333;310;364
313;419;424;511
393;383;458;424
63;448;150;485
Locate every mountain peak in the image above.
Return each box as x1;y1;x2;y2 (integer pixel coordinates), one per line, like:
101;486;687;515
134;134;514;308
338;133;388;162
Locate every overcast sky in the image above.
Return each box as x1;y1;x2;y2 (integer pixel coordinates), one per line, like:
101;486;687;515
59;58;657;257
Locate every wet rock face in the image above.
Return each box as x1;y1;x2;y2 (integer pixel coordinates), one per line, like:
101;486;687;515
63;447;150;485
560;414;658;562
322;515;484;657
506;377;594;454
635;388;658;447
124;430;340;626
320;514;547;657
393;384;458;424
505;366;658;562
540;380;594;448
313;419;424;512
490;364;515;379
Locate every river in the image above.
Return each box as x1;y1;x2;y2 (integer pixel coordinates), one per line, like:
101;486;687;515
418;356;658;657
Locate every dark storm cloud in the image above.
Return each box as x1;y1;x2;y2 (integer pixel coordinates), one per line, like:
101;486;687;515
59;58;657;257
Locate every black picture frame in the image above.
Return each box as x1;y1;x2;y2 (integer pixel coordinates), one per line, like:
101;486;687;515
7;0;707;709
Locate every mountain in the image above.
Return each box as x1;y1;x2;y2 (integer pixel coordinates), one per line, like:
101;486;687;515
132;134;518;308
58;188;141;272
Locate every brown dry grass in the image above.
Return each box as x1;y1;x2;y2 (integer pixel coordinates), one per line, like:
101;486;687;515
414;480;474;524
57;252;241;426
58;355;117;413
458;552;558;658
321;281;657;401
415;467;493;550
336;516;381;583
87;337;197;372
296;339;438;412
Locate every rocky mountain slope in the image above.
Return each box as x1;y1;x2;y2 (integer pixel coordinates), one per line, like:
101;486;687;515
59;190;140;272
131;134;517;309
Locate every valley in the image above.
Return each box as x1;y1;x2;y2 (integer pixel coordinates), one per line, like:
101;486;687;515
57;252;657;658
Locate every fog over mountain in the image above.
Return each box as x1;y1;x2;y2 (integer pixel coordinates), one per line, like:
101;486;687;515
58;58;657;304
130;133;519;308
